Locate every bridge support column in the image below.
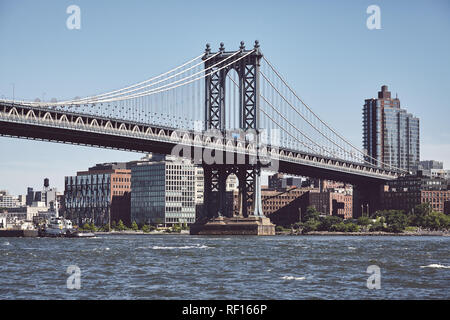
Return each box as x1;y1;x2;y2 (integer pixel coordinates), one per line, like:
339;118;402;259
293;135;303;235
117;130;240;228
192;164;274;235
190;41;274;235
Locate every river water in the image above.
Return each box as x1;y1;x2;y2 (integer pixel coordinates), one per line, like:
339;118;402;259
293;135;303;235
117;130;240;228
0;235;448;299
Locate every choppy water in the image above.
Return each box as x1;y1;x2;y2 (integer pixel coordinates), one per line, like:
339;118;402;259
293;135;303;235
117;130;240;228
0;235;449;299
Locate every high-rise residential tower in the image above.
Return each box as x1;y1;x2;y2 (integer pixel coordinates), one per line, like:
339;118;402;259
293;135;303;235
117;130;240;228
363;85;419;173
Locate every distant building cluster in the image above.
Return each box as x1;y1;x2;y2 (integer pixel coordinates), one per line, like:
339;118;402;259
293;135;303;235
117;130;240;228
0;179;62;230
418;160;450;180
0;190;25;208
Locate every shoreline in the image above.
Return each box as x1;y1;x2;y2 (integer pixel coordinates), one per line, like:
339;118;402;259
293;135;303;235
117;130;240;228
276;230;450;236
94;230;190;236
1;230;448;237
96;230;450;237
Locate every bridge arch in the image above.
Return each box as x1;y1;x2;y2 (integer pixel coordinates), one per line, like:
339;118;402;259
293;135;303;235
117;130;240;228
170;131;179;141
59;114;69;124
25;110;36;120
43;112;54;122
132;125;140;133
104;121;113;130
145;127;154;135
194;135;202;144
118;123;128;131
214;138;223;147
182;133;191;143
75;117;84;126
8;107;19;117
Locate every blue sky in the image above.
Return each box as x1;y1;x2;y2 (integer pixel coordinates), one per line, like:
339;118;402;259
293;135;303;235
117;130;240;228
1;0;449;195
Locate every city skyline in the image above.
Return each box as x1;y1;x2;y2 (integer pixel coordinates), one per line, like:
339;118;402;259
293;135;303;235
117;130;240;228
1;0;450;195
0;1;449;303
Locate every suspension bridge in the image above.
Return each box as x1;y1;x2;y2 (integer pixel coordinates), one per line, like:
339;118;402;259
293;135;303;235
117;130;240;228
0;41;405;231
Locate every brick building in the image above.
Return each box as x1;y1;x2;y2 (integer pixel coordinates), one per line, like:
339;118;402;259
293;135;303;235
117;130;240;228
381;174;450;213
64;163;131;226
308;191;353;219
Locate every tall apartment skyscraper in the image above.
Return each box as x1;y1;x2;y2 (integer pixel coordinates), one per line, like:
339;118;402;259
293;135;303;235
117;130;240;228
363;85;420;173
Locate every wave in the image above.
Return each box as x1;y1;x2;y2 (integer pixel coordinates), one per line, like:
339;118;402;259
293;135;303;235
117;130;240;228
420;264;450;269
148;244;210;250
83;247;110;253
281;276;306;281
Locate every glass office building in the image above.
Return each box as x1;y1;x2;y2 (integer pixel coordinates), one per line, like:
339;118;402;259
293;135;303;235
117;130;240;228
363;85;420;172
131;156;196;226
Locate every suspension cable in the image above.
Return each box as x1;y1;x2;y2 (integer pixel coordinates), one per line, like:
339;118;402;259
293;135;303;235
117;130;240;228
12;53;205;107
226;73;324;156
89;50;242;104
263;57;406;173
260;94;340;158
85;50;255;104
260;70;362;163
64;52;222;105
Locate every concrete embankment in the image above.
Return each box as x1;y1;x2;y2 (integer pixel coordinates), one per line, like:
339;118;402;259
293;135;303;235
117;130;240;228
277;231;450;236
0;230;39;237
94;230;190;235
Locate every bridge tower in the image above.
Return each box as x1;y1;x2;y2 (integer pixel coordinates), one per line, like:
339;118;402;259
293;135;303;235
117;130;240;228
203;40;263;219
192;41;274;235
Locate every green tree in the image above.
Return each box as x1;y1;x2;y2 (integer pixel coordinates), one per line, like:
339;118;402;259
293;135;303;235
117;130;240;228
369;220;385;232
422;211;450;230
301;219;320;233
302;206;320;222
408;203;432;227
116;220;126;231
385;212;408;233
330;222;359;232
345;222;359;232
330;222;346;232
171;223;182;233
131;221;139;231
318;215;342;231
357;216;371;226
413;203;433;216
142;224;150;233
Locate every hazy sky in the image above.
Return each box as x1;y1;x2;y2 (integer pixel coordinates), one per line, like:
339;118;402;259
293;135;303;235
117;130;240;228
1;0;449;195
